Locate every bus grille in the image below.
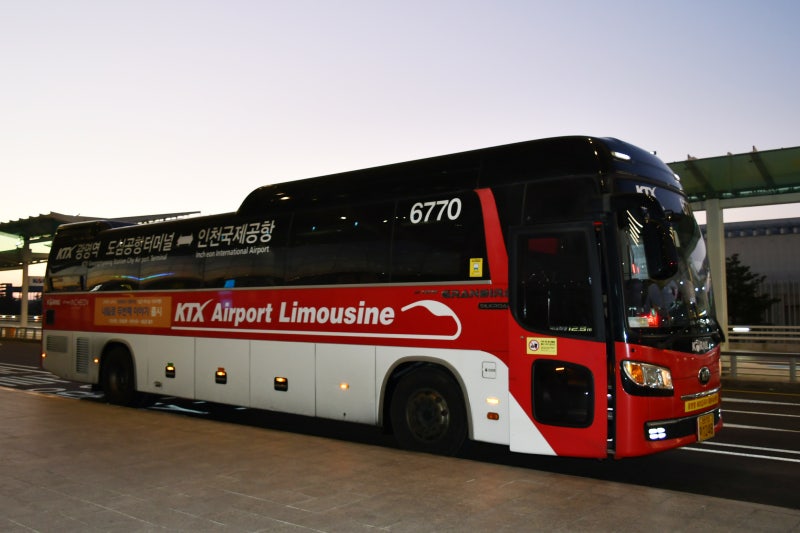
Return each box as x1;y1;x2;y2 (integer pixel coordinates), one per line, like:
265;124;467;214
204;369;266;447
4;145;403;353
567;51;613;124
75;337;90;374
46;335;68;353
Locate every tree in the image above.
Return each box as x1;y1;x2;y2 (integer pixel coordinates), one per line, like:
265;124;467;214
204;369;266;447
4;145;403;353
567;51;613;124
725;253;779;325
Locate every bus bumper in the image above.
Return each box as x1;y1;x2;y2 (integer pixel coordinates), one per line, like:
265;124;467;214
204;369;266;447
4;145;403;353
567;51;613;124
643;407;722;443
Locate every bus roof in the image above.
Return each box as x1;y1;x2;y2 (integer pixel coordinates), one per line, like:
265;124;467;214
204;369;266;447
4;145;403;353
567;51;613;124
238;136;679;216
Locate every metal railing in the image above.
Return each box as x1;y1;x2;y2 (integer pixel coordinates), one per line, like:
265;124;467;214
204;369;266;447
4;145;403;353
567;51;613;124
0;316;43;342
0;326;42;342
0;314;42;323
727;325;800;344
724;325;800;383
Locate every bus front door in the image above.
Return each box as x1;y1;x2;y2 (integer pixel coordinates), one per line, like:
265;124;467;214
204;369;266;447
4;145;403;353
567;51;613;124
508;223;609;458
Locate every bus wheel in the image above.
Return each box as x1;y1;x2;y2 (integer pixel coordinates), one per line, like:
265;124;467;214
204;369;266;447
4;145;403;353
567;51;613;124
390;366;467;455
101;346;139;406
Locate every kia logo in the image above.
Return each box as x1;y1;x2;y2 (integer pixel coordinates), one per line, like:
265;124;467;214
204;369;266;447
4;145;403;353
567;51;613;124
692;338;711;353
698;367;711;384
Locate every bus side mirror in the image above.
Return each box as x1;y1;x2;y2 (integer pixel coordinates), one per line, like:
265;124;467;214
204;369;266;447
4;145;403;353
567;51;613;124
643;220;678;280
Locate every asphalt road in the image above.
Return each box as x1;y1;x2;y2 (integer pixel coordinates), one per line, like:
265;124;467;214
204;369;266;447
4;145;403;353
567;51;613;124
2;340;798;510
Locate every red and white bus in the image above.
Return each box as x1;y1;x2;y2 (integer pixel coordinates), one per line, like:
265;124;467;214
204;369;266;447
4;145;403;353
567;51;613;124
42;136;722;458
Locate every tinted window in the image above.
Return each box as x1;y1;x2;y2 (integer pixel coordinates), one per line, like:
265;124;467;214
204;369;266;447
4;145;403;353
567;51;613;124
47;265;86;292
46;224;109;292
140;249;203;290
48;191;493;292
514;229;595;336
86;249;140;292
287;203;393;285
533;360;593;427
202;216;288;288
524;178;598;223
392;192;487;282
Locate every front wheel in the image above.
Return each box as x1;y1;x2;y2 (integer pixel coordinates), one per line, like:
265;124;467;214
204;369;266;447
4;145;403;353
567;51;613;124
101;346;140;406
390;366;467;455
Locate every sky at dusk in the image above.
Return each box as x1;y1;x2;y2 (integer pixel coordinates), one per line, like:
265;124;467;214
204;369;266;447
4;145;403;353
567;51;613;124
2;1;799;282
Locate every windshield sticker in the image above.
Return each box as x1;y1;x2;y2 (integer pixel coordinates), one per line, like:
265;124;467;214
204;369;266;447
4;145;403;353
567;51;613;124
469;258;484;278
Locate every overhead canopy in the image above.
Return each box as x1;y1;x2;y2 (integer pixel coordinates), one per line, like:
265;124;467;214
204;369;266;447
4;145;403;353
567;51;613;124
668;144;800;348
668;145;800;204
0;213;91;271
0;249;50;270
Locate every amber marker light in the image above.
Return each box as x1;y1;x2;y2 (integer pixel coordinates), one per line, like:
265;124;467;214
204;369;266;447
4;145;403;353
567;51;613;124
485;396;501;420
339;382;350;390
274;376;288;391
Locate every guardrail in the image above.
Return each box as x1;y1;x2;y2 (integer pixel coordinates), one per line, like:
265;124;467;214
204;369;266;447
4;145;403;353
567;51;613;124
724;325;799;383
0;326;42;342
0;315;42;323
723;351;798;383
727;325;800;344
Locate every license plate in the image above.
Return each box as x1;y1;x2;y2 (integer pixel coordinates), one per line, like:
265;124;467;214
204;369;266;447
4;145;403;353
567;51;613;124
697;411;715;442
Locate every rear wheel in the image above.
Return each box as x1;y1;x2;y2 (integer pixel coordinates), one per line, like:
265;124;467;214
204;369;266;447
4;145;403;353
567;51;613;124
101;346;139;406
390;366;467;455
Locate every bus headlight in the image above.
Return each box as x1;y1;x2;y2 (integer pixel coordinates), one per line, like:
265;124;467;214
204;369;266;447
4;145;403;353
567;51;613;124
621;361;673;395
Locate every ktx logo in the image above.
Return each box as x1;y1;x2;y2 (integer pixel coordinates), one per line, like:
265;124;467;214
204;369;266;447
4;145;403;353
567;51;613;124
55;246;76;260
174;299;212;323
636;185;657;197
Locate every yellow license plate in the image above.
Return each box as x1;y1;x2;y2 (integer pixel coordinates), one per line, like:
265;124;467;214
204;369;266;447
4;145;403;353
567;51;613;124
684;392;719;413
697;412;715;442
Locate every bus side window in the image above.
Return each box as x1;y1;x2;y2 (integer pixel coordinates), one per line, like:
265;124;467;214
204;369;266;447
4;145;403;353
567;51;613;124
202;215;288;288
287;203;392;285
87;255;140;292
516;231;595;336
140;253;203;290
524;178;598;223
392;192;488;282
47;272;85;292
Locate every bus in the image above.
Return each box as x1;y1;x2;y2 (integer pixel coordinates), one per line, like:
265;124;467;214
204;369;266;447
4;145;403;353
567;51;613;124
42;136;723;458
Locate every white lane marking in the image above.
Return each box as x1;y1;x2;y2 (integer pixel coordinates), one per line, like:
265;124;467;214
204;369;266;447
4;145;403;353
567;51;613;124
723;423;800;433
724;397;800;407
699;441;800;456
724;409;800;418
680;446;800;464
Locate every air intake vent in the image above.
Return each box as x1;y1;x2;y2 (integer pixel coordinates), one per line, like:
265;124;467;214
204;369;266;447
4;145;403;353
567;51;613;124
75;337;90;374
46;335;69;353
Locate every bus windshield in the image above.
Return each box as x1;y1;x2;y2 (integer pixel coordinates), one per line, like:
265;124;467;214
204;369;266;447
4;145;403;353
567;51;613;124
619;192;715;333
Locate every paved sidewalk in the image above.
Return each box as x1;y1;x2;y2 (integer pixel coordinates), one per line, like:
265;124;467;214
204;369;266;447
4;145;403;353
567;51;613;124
1;387;799;532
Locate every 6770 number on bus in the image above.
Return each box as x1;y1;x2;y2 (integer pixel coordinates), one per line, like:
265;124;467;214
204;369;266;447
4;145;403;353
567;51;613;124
409;198;462;224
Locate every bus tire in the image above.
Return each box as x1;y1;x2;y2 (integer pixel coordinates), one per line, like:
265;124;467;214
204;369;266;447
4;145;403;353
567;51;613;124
101;346;140;406
390;366;467;455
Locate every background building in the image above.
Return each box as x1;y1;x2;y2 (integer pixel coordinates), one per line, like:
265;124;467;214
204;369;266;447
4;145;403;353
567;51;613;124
712;217;800;325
